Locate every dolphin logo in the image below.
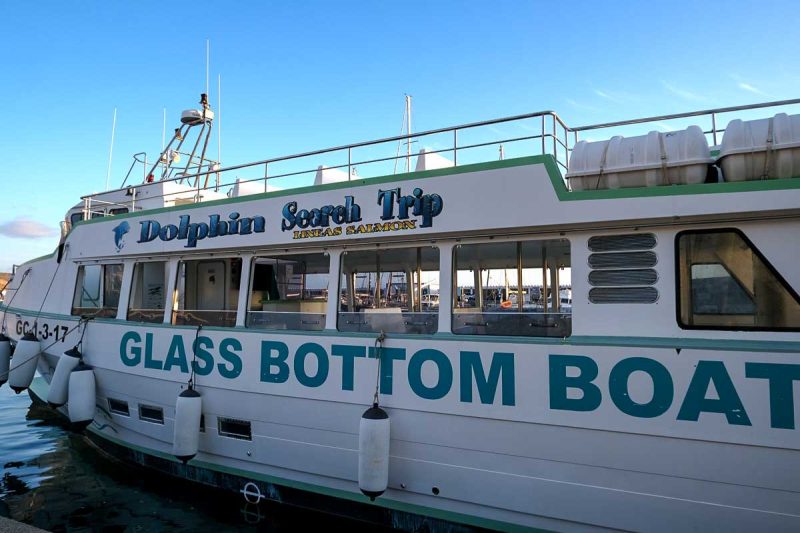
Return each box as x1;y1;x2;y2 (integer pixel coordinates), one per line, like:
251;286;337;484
112;221;130;251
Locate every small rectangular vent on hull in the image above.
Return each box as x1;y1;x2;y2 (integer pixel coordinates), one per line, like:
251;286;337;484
218;418;252;440
588;233;659;304
139;405;164;424
108;398;130;416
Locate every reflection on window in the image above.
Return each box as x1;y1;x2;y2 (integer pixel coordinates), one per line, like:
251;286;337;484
128;262;168;323
72;264;123;318
173;258;241;327
246;253;329;331
339;247;439;334
452;239;571;337
678;230;800;329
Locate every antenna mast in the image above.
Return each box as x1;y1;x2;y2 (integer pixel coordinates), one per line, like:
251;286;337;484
405;94;412;172
105;107;117;190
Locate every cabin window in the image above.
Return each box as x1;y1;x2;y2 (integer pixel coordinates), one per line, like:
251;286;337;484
173;258;241;327
246;253;329;331
72;264;123;318
338;247;440;334
452;239;571;337
127;261;168;323
677;229;800;330
69;212;84;226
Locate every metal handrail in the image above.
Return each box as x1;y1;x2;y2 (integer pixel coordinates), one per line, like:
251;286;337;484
81;98;800;209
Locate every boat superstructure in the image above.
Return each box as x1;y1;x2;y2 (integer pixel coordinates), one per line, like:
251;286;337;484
2;96;800;532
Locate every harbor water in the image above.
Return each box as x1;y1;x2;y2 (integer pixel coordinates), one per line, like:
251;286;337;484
0;385;388;532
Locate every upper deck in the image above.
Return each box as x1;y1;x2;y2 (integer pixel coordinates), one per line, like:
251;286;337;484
75;97;800;218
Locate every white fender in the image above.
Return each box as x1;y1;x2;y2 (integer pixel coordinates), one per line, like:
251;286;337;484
68;363;96;429
0;333;10;387
47;346;82;407
358;403;390;500
8;333;40;394
173;388;202;463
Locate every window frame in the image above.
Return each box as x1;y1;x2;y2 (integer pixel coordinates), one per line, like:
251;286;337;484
71;263;124;318
337;244;441;335
127;260;169;323
246;251;331;331
675;228;800;332
451;237;572;338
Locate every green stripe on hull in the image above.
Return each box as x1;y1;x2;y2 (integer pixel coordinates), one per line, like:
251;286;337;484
5;304;800;353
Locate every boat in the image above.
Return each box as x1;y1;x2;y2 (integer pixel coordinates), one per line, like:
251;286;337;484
2;93;800;531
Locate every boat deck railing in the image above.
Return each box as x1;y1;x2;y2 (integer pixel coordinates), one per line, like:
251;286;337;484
81;97;800;214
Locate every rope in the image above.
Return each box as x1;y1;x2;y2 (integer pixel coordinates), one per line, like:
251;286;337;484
372;330;386;406
33;254;66;331
6;316;93;373
188;324;203;389
1;269;30;335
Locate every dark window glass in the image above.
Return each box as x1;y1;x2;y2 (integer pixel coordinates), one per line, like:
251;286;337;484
72;264;123;318
677;230;800;330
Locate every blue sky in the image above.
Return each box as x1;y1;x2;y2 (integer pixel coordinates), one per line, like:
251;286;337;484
1;0;798;270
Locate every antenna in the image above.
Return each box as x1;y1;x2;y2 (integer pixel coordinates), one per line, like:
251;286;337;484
405;94;412;172
105;107;117;190
205;39;210;96
217;74;221;165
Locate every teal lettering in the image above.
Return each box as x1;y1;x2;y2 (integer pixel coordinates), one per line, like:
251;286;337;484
294;343;328;388
191;336;215;376
677;361;751;426
144;332;162;370
218;338;243;379
745;362;800;429
408;349;452;400
609;357;673;418
459;351;515;406
260;341;289;383
368;346;406;395
549;355;601;412
331;344;366;391
120;331;141;367
163;335;189;373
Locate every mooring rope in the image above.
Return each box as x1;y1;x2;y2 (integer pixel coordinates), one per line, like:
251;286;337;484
6;316;93;373
0;269;30;335
372;330;386;406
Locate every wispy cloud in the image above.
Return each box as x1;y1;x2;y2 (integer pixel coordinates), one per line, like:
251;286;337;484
654;122;676;132
0;217;57;239
661;81;706;102
593;89;624;104
737;82;772;97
